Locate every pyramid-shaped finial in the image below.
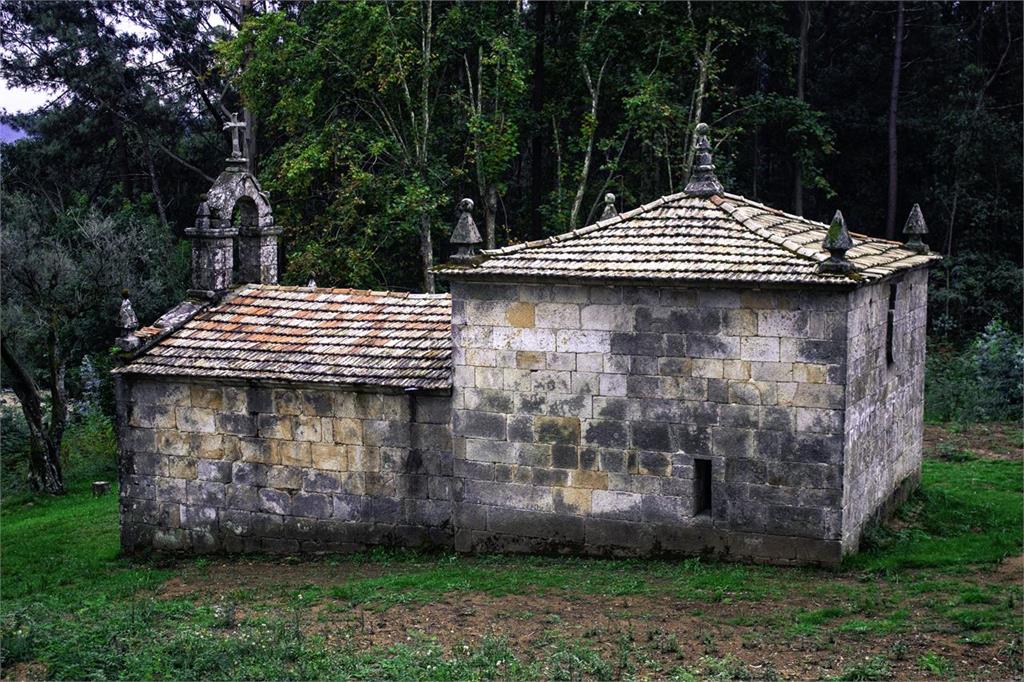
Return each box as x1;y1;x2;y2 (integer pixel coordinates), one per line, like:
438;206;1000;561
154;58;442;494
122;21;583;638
601;193;618;220
902;203;929;254
817;210;856;275
194;194;215;230
684;122;725;197
449;198;483;264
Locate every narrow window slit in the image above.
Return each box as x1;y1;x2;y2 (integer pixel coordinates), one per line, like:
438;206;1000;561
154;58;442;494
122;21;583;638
886;282;898;365
694;458;712;515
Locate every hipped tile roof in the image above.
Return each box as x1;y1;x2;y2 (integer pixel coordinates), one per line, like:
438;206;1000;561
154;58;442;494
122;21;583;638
117;286;452;390
437;191;939;285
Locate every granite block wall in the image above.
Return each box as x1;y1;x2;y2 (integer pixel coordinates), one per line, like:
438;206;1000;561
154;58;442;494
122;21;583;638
116;377;452;554
841;268;928;551
449;280;853;564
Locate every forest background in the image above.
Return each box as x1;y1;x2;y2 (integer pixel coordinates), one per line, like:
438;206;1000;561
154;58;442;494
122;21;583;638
1;1;1020;492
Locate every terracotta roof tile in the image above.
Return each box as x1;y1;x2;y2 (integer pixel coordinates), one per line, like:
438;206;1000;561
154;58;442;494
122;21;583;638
437;191;940;286
118;286;452;390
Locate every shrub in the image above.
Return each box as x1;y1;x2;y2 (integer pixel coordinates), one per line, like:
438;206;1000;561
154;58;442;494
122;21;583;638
926;320;1023;422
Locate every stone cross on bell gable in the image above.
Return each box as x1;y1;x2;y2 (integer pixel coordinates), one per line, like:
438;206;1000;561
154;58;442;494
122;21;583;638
223;112;246;160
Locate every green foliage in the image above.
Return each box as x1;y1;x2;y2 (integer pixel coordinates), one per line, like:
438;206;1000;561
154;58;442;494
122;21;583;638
926;321;1024;422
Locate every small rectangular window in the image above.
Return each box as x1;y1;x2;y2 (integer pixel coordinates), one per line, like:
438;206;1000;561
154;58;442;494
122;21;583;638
694;458;712;515
886;282;898;365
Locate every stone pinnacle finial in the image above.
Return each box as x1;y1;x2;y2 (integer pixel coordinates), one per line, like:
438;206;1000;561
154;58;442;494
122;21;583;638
116;289;141;351
817;210;856;275
601;193;618;220
684;122;725;197
449;198;483;264
194;194;214;230
902;203;930;254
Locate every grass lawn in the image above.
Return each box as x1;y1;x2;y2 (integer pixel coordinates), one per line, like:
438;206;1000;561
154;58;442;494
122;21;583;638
1;423;1021;680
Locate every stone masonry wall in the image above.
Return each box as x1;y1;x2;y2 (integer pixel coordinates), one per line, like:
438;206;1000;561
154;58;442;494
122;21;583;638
117;377;451;553
449;280;851;564
841;268;928;551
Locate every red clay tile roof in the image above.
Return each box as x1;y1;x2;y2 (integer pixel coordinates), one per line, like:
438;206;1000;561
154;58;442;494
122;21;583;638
437;191;939;285
117;286;452;390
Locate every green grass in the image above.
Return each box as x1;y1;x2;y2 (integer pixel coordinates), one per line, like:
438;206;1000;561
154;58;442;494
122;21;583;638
847;458;1023;571
1;437;1021;679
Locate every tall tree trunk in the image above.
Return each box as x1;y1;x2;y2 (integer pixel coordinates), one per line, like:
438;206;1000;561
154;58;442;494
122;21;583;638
419;212;435;293
684;36;712;180
1;339;64;494
528;1;547;239
144;143;170;233
885;0;905;239
570;59;606;229
485;185;498;250
793;1;809;214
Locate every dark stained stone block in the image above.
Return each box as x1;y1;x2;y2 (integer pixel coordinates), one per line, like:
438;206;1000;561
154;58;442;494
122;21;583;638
638;450;671;475
632;422;672;451
598;449;628;473
454;502;488;530
303;470;342;494
753;430;785;458
516;393;547;414
216;412;256;436
761;406;793;432
247;387;273;414
641;495;689;523
225;483;259;511
487;508;584;543
333;494;371;521
765;505;826;538
594;397;629;421
626;375;660;397
231;462;268;487
725;458;767;484
186;480;225;507
712;427;753;457
291;492;332;519
579;447;600;470
534;416;581;445
584;518;651;549
628;356;660;376
707;378;729;403
532;467;570;487
507;415;534;442
786;433;843;464
551;445;579;469
610;332;663;356
198;460;233;483
259;488;290;515
667;309;721;334
767;462;839;489
795;340;844;364
584;420;629;448
719;404;759;429
370;497;401;524
455;410;507;440
686;334;739;359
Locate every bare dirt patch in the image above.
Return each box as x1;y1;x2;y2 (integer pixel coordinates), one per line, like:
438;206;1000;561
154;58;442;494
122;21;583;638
156;557;390;600
925;422;1023;461
0;662;47;681
296;589;1017;680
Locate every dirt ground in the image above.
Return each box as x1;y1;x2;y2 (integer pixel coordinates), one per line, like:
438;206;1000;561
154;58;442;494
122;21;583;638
149;549;1023;681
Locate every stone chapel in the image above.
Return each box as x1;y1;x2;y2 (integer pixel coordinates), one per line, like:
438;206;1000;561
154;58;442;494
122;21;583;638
113;122;940;565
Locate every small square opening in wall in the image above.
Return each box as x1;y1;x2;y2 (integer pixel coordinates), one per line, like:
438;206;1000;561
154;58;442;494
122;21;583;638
693;458;712;515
